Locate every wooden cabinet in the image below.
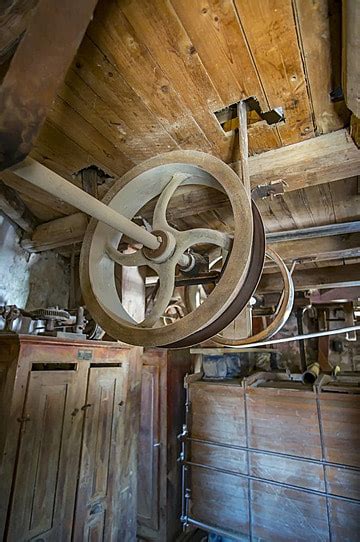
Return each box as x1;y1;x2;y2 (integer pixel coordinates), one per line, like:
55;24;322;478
0;334;141;542
185;379;360;542
137;349;192;542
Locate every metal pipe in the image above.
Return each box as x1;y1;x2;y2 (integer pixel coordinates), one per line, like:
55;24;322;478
186;436;360;472
302;362;320;384
12;158;161;251
267;220;360;243
184;460;360;505
223;325;360;349
296;307;307;372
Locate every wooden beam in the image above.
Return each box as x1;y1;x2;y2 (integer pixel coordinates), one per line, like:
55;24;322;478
293;0;347;134
0;170;78;216
22;201;360;261
5;129;360;222
272;233;360;263
343;0;360;118
245;129;360;191
0;0;98;170
21;212;88;252
258;263;360;294
0;180;37;232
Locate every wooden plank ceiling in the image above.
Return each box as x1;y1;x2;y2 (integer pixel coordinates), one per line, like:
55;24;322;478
1;0;358;252
30;0;345;178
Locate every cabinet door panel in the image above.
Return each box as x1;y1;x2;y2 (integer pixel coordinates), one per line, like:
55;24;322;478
74;367;127;542
6;368;85;541
137;364;160;530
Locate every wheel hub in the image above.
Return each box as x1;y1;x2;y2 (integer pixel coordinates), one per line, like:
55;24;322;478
142;229;176;263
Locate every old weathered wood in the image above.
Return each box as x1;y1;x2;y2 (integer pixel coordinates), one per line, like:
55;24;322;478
87;0;213;156
21;212;88;252
294;0;346;134
73;366;129;540
233;0;315;145
138;349;192;542
0;334;141;542
247;387;322;459
0;179;37;231
273;232;360;263
187;380;360;541
319;392;360;468
7;367;87;541
138;362;161;532
0;0;99;170
246;129;360;190
258;263;360;293
343;0;360;118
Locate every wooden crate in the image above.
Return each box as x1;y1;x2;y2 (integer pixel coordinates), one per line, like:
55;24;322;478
186;380;360;541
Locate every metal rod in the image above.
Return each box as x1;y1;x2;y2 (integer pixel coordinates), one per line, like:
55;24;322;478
186;436;360;473
296;307;307;372
184;460;360;505
224;325;360;348
12;158;161;251
267;220;360;243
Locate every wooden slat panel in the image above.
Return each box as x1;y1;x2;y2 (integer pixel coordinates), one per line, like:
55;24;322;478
171;0;269;110
319;393;360;468
233;0;315;145
189;382;246;446
190;441;247;475
294;0;346;135
327;498;360;542
87;0;213;154
49;96;134;178
170;0;281;156
246;388;322;459
325;466;360;500
120;0;229;158
329;177;360;224
32;121;95;180
190;467;250;539
64;36;180;162
249;452;326;492
251;481;330;542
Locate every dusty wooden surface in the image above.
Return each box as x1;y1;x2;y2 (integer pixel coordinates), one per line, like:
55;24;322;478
138;348;192;542
0;334;141;542
187;380;360;541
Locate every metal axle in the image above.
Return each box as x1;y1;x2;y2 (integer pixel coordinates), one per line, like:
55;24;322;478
13;158;161;250
12;159;192;267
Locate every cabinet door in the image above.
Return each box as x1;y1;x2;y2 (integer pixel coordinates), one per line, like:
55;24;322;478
137;364;161;531
6;366;86;541
73;366;128;541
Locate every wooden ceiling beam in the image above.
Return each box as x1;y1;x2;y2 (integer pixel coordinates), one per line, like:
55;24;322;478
22;207;360;262
5;128;360;227
244;129;360;191
0;180;37;233
258;263;360;294
21;212;88;252
271;233;360;264
0;0;99;170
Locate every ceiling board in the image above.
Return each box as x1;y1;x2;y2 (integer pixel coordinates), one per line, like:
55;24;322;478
31;0;342;181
